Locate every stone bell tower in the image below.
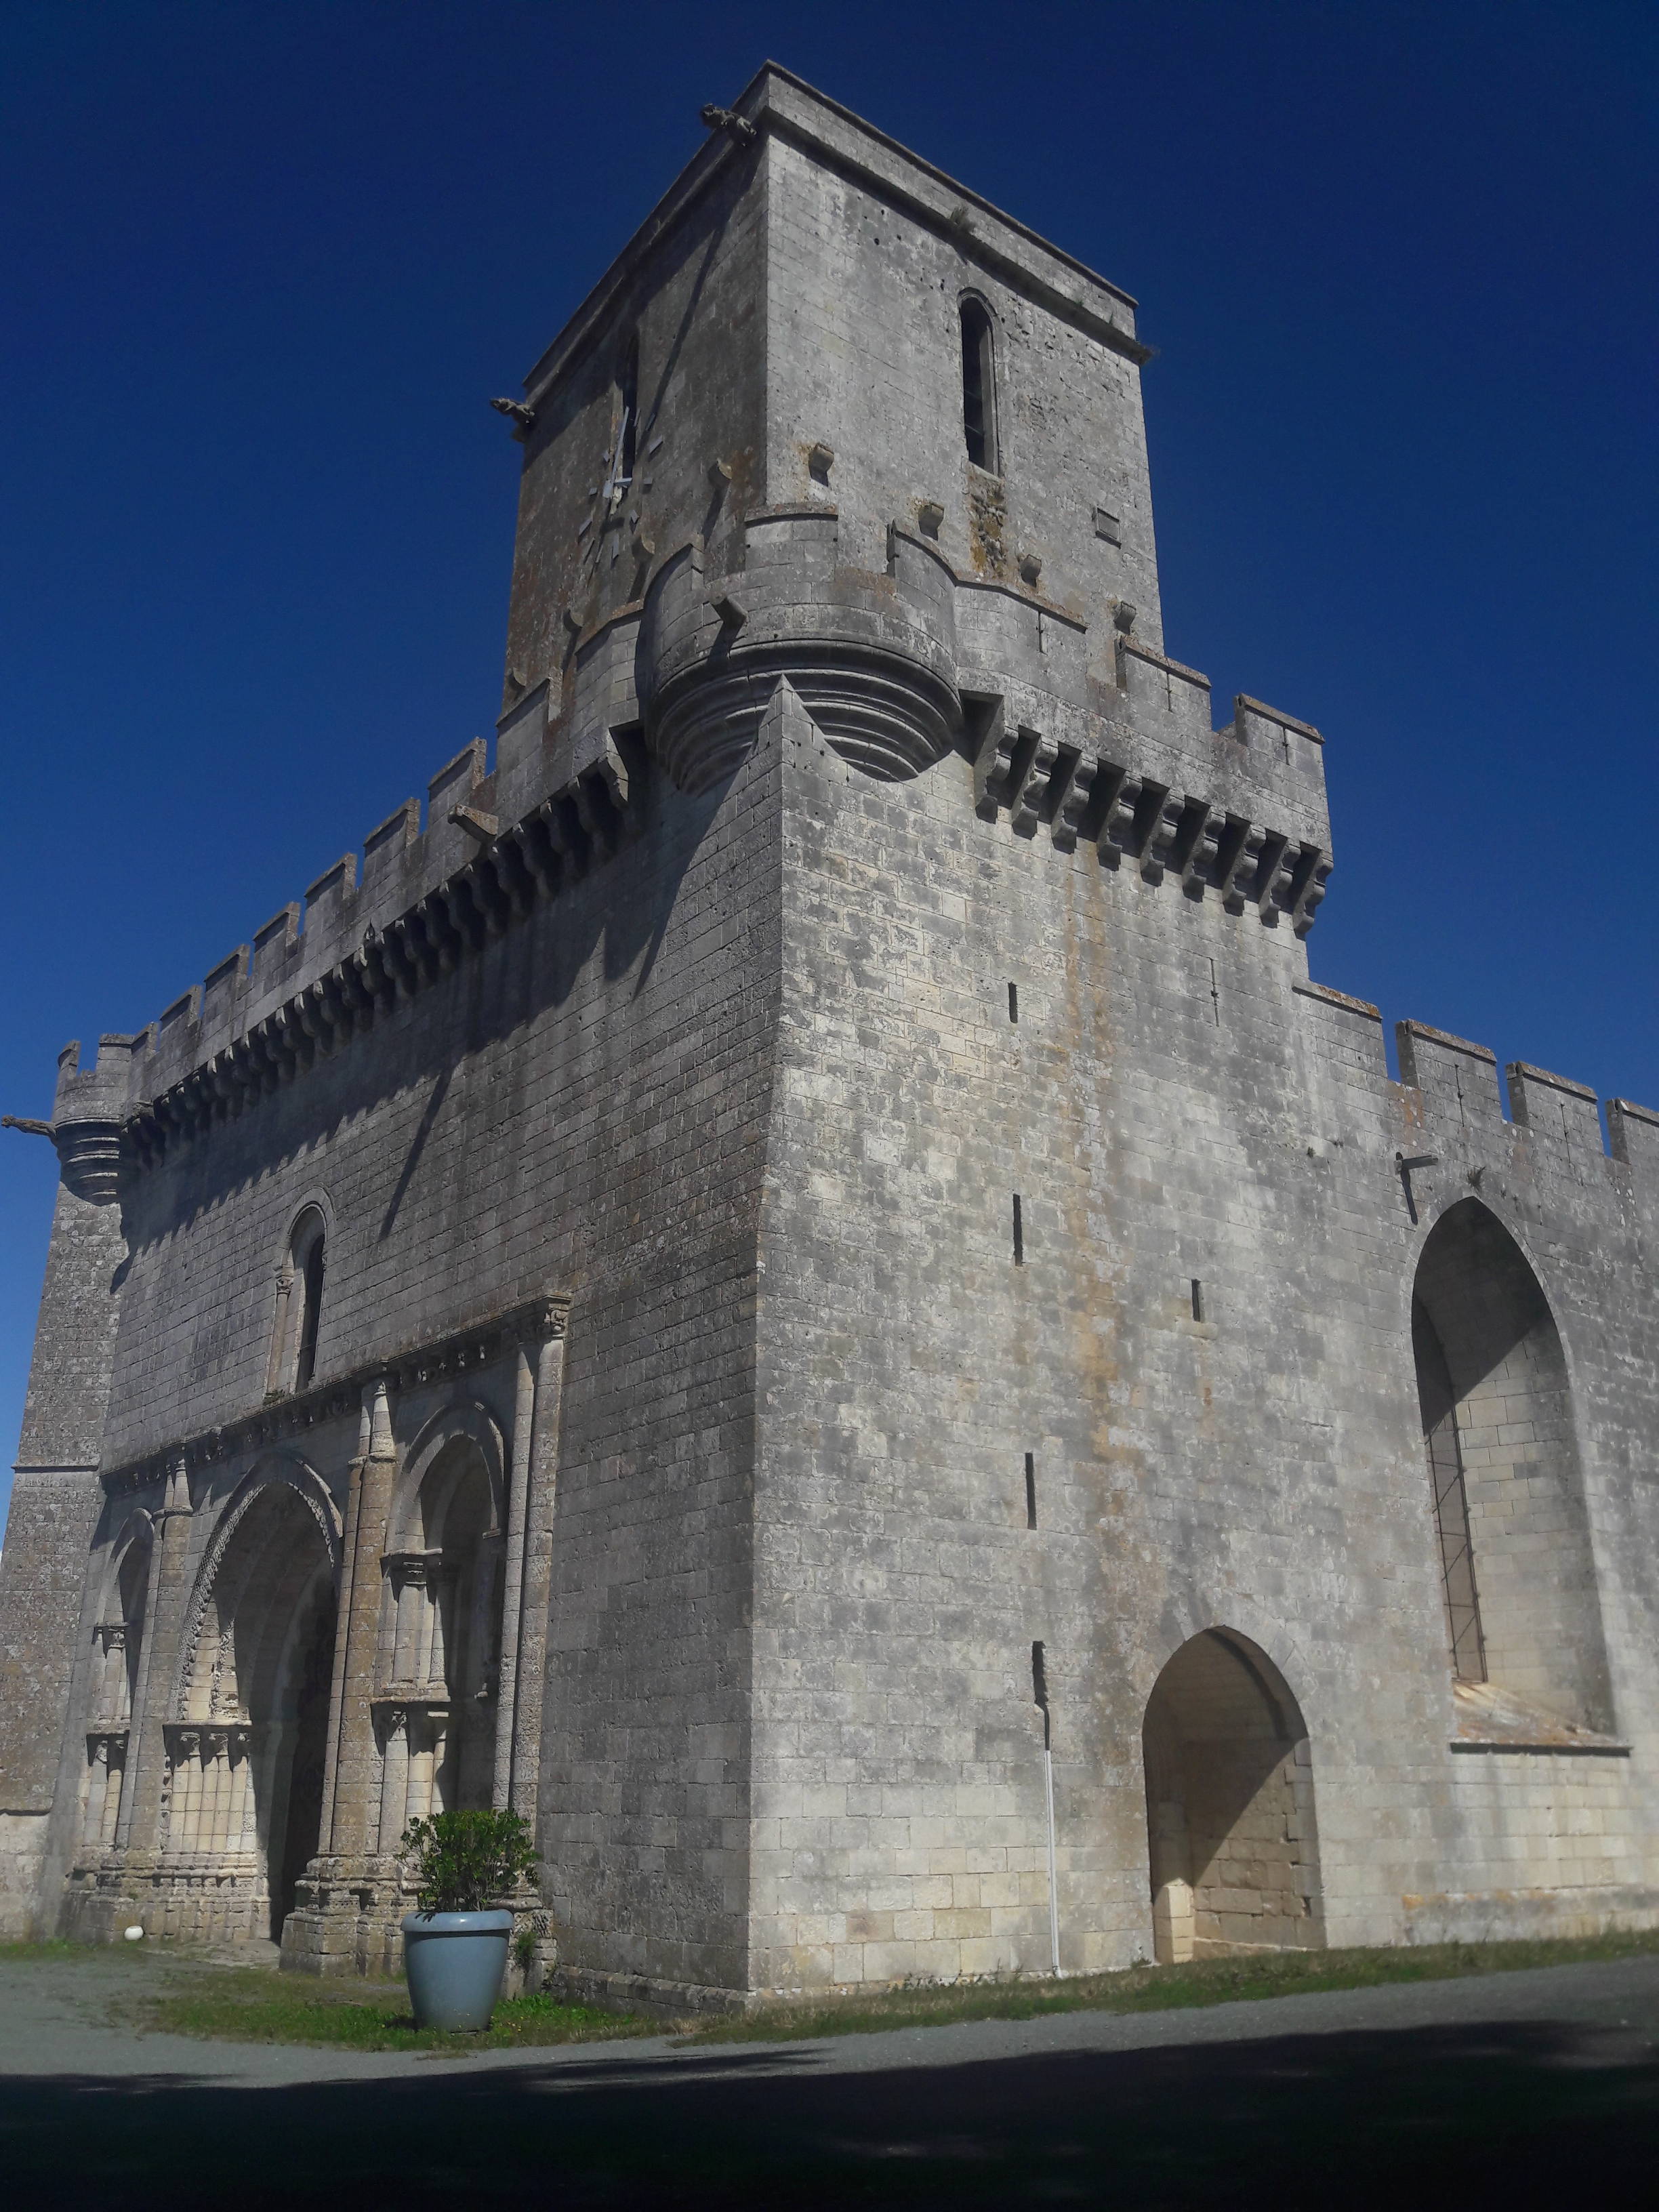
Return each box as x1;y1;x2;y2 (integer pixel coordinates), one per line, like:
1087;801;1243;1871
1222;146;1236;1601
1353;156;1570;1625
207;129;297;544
6;64;1654;1995
484;64;1336;1999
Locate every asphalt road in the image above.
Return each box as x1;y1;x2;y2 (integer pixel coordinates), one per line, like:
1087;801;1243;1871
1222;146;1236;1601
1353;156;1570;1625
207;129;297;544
3;1951;1657;2207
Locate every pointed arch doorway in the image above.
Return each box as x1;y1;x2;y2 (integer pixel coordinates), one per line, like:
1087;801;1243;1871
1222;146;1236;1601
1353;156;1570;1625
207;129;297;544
1142;1629;1324;1963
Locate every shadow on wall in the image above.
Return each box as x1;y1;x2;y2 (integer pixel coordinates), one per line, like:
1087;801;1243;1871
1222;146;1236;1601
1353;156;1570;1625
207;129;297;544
2;2007;1656;2208
1413;1197;1613;1731
118;753;739;1255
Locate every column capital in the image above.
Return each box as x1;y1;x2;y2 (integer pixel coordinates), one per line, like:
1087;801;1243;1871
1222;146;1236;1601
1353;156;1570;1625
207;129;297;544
156;1452;193;1524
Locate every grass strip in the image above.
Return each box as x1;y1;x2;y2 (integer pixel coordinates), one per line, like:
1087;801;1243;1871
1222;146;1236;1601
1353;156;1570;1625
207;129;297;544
138;1971;656;2053
20;1925;1659;2052
0;1939;150;1965
678;1927;1659;2043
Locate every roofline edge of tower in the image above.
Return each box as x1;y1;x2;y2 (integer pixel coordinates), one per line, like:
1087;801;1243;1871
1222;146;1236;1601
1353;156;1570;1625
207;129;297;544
518;62;1144;412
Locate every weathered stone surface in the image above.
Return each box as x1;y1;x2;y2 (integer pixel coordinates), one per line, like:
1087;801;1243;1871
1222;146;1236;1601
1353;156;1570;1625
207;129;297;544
2;65;1654;1983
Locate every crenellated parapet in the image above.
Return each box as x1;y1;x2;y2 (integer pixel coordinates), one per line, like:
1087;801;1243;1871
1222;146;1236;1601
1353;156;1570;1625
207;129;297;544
48;495;1333;1174
972;685;1330;932
1294;981;1659;1206
89;718;636;1170
630;502;1330;925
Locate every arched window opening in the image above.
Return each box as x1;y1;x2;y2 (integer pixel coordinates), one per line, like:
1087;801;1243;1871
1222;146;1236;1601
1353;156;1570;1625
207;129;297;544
1411;1200;1611;1728
1143;1630;1322;1965
294;1223;325;1389
960;295;998;472
270;1208;327;1397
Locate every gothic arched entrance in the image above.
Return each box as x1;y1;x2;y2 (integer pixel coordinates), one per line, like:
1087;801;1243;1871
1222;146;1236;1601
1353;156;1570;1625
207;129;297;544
1142;1629;1323;1963
171;1466;340;1942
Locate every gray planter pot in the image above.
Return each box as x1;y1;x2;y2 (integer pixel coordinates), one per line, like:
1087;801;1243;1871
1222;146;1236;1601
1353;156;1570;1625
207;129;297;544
401;1909;513;2031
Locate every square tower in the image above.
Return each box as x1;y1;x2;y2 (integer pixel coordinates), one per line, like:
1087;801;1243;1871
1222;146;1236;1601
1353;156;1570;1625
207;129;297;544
6;66;1655;1996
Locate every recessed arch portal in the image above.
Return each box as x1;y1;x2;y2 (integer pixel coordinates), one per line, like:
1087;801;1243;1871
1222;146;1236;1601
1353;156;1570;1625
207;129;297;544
378;1406;508;1832
1142;1629;1323;1964
169;1462;340;1939
1412;1199;1611;1728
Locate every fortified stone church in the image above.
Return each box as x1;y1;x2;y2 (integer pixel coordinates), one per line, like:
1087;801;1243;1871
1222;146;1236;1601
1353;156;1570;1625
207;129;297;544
3;67;1656;2005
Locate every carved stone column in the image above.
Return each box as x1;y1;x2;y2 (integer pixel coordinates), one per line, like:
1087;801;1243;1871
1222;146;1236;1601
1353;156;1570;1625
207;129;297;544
91;1622;128;1726
427;1708;452;1821
100;1734;127;1849
383;1553;438;1681
508;1303;570;1823
81;1735;112;1851
201;1728;232;1856
263;1258;295;1398
165;1726;201;1857
375;1704;410;1852
492;1342;538;1809
321;1376;398;1857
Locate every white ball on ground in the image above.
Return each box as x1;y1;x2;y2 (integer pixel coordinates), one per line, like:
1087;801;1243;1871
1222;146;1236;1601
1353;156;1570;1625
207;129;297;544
124;1925;144;1942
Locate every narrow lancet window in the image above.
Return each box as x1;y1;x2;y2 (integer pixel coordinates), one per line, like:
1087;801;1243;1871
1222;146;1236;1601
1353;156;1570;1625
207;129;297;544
272;1206;327;1395
960;296;998;472
614;333;638;500
295;1218;325;1389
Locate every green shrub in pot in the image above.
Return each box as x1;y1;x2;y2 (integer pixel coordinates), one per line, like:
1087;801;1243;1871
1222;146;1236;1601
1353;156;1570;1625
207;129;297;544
398;1809;538;2030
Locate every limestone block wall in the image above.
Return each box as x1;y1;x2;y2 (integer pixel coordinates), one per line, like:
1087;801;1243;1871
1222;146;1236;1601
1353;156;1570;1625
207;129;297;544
746;651;1659;1988
749;682;1378;1990
0;1047;131;1937
30;716;781;1986
503;136;769;705
1408;1753;1652;1938
759;87;1161;647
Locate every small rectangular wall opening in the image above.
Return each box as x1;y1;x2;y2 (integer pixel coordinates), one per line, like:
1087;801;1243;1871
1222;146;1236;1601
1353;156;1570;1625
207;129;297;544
1008;981;1019;1025
1024;1452;1037;1529
1190;1278;1204;1322
1012;1194;1024;1265
1031;1640;1051;1746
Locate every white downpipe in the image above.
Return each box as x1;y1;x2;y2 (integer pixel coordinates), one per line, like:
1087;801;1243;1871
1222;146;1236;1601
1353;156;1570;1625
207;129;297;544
1044;1746;1061;1975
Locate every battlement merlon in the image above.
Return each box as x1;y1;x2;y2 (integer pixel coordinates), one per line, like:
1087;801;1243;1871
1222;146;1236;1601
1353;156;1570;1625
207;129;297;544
1291;983;1659;1195
29;500;1338;1161
26;60;1340;1166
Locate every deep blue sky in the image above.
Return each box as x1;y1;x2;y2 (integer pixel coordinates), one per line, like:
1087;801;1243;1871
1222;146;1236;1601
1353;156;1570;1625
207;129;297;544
2;1;1654;1520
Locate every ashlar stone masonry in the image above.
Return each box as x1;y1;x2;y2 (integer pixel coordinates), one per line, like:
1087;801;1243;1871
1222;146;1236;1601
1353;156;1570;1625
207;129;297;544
3;66;1656;2005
